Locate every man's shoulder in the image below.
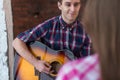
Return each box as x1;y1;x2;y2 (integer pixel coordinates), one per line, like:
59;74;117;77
44;16;60;23
39;16;60;28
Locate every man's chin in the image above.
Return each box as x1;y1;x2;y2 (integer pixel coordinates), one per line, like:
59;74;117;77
69;18;76;22
68;16;76;21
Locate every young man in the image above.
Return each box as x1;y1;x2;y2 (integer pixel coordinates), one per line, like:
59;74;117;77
13;0;92;79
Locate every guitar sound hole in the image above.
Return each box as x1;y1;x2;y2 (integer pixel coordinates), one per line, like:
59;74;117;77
50;61;62;75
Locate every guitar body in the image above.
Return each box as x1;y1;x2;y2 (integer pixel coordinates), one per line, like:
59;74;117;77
14;41;72;80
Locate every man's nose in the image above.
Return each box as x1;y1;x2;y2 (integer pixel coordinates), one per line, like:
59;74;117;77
70;5;75;12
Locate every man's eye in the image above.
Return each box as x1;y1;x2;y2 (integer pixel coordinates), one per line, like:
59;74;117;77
74;3;80;7
65;3;71;7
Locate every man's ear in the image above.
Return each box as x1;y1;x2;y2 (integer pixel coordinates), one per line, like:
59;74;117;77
58;2;62;10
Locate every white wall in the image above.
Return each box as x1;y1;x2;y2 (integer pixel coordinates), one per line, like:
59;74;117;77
0;0;9;80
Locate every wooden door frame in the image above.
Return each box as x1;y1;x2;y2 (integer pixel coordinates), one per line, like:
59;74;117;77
4;0;14;80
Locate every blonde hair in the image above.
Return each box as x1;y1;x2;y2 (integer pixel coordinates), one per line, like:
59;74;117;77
82;0;120;80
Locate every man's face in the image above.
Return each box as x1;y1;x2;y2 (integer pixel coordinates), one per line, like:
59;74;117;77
58;0;81;24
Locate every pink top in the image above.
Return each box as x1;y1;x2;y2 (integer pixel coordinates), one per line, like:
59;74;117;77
56;54;101;80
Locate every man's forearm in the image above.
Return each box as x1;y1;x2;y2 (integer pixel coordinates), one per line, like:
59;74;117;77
12;38;38;66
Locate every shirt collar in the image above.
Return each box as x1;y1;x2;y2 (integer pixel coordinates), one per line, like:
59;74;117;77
59;16;78;30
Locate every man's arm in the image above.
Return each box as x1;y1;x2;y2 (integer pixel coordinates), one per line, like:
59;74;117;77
12;38;51;73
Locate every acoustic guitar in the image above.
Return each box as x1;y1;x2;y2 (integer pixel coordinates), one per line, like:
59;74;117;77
14;41;75;80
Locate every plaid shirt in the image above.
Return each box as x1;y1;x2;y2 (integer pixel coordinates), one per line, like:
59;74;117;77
56;54;101;80
17;15;92;58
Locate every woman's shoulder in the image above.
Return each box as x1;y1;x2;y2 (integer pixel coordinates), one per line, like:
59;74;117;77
65;54;98;67
57;54;100;80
